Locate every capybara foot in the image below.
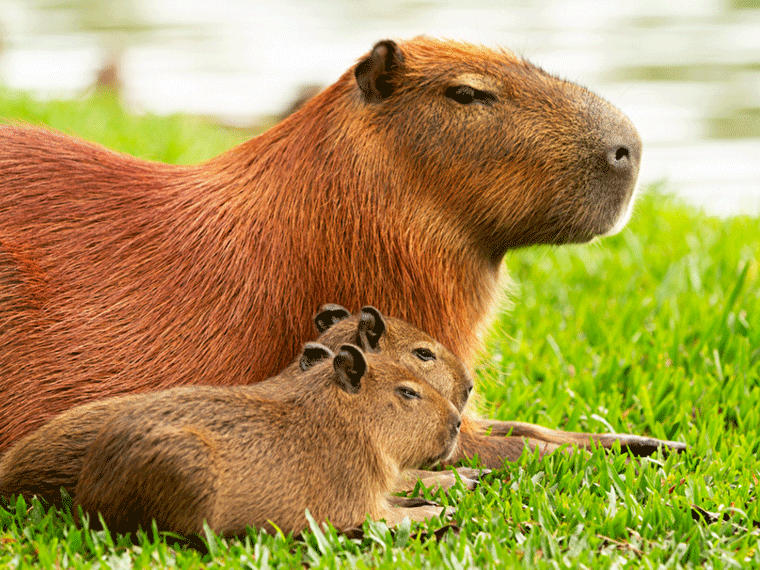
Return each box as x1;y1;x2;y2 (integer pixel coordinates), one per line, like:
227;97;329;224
385;496;454;525
394;467;489;493
477;419;686;457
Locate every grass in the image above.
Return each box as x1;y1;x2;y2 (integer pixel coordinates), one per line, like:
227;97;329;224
1;87;759;569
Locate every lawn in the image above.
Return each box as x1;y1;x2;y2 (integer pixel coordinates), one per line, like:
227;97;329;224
1;86;758;569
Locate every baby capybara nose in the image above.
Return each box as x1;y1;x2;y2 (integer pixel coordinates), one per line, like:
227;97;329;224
451;415;462;439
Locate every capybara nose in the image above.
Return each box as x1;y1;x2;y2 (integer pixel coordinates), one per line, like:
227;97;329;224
450;415;462;439
603;124;641;180
597;107;642;194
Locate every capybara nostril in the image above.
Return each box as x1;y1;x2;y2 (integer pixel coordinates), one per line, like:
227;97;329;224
599;113;642;181
451;415;462;439
610;145;630;167
605;138;639;175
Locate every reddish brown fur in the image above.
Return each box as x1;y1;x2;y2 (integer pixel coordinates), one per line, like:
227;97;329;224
0;37;649;462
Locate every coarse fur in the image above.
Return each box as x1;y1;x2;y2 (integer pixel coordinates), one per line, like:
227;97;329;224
0;37;680;463
0;344;461;536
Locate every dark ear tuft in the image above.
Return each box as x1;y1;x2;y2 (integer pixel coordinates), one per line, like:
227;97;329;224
333;344;367;394
299;343;334;372
355;40;403;103
357;306;386;351
314;304;351;334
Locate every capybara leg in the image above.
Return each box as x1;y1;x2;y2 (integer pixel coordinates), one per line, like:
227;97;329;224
477;419;686;457
441;415;554;468
383;496;454;526
393;467;488;493
75;424;217;536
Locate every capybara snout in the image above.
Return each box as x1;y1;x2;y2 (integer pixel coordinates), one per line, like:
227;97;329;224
580;93;642;238
429;407;461;466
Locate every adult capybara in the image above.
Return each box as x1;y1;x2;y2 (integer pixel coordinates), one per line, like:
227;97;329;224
0;343;461;535
0;37;683;463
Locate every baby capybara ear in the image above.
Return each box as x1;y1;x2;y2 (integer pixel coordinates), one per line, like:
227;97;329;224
332;344;367;395
354;40;403;103
356;306;386;351
313;304;352;334
299;343;335;372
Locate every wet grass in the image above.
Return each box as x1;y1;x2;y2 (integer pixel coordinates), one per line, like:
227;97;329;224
1;88;759;568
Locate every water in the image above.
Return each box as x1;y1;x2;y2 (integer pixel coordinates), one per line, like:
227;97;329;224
1;0;759;216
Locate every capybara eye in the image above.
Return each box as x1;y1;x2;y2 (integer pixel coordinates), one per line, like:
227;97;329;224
396;386;421;400
411;348;436;361
445;85;496;106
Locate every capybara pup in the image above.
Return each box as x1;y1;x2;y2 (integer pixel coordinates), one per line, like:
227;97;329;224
0;344;461;536
0;37;682;463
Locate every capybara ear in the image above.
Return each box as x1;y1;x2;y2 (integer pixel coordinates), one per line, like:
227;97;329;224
355;40;403;103
357;306;386;351
299;343;335;372
313;304;352;333
332;344;367;394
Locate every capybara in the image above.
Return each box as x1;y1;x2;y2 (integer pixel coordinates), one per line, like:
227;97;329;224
0;37;683;464
0;343;462;536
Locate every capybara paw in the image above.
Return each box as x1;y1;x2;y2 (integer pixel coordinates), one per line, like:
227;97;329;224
394;467;488;493
384;496;454;526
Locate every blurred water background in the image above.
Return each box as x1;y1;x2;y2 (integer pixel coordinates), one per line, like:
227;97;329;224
0;0;758;217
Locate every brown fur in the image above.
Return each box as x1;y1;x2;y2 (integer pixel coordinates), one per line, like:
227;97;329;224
0;37;669;464
0;344;461;536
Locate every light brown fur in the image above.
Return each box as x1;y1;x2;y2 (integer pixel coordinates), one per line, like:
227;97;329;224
0;344;461;536
0;37;680;463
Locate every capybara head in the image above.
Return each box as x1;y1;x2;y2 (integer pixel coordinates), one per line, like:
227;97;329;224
349;37;641;258
322;343;461;469
310;304;473;412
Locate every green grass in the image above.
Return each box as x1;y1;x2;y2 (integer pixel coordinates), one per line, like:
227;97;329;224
1;87;759;569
